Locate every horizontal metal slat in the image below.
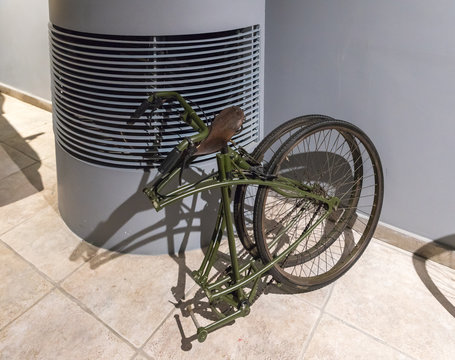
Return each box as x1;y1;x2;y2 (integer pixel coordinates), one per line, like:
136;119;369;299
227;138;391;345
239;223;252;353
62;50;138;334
50;31;259;53
50;43;259;66
52;62;259;86
52;58;258;84
50;24;259;45
53;75;258;110
51;24;261;168
50;37;258;60
51;48;259;74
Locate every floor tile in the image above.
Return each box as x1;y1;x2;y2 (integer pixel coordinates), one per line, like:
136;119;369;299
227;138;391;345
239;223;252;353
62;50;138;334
61;249;205;348
143;286;320;359
0;94;51;141
288;284;333;309
1;94;44;116
375;224;455;269
0;142;36;181
415;255;455;317
304;314;412;359
3;124;55;162
1;94;454;359
22;160;58;210
325;240;455;360
217;238;333;309
0;169;50;235
0;242;53;329
1;206;96;282
132;353;151;360
0;290;135;360
426;259;455;303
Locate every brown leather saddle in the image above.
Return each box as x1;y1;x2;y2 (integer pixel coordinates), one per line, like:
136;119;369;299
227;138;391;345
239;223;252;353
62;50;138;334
175;106;245;183
194;106;245;155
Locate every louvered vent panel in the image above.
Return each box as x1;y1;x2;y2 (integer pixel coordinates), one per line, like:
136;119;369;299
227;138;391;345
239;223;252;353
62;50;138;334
49;24;260;168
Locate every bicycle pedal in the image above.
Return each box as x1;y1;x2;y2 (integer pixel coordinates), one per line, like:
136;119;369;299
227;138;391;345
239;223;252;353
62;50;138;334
186;305;201;329
186;305;209;343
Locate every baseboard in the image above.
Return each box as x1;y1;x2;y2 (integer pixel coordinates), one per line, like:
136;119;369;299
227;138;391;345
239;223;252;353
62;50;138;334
0;83;52;112
374;222;454;269
0;85;453;269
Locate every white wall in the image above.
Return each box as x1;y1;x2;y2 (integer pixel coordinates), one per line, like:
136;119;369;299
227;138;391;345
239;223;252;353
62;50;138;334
1;0;454;246
265;0;455;245
0;0;51;100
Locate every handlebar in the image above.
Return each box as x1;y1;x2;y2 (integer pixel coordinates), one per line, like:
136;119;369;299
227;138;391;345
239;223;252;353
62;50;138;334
130;92;208;133
131;92;210;174
130;98;151;120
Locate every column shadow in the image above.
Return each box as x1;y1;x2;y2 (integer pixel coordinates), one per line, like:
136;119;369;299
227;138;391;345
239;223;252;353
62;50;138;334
412;236;455;317
0;93;44;206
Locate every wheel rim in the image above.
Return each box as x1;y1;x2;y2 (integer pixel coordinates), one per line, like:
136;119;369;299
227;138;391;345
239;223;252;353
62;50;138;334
256;122;383;287
234;116;333;256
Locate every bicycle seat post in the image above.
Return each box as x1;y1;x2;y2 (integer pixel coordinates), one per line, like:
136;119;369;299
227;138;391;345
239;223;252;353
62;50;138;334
216;149;246;303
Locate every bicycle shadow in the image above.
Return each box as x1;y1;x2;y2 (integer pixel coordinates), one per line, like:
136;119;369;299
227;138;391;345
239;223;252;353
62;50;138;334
0;93;44;205
168;149;362;348
170;216;357;350
69;165;219;258
170;248;273;350
67;164;221;306
412;236;455;317
67;142;363;348
170;224;358;350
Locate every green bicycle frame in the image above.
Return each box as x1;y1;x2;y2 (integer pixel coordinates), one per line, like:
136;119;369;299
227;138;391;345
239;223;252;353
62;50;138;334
141;92;339;342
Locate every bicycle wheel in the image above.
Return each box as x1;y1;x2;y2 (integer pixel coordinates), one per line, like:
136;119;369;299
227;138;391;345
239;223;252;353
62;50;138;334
253;120;384;291
234;115;333;258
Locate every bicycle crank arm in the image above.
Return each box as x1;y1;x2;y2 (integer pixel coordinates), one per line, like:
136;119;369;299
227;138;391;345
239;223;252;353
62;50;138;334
186;303;250;343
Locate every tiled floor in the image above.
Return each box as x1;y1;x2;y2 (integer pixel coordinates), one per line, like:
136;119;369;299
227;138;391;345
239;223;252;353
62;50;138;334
0;92;454;359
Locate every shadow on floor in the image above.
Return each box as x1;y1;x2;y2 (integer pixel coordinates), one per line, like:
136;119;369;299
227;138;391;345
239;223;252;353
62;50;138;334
169;247;274;350
0;93;44;205
67;164;221;312
412;237;455;317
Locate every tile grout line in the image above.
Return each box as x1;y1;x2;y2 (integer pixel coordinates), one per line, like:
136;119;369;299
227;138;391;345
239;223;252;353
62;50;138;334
54;245;101;287
297;283;335;359
0;195;50;238
3;136;56;164
0;238;57;333
0;237;138;353
0;157;43;182
0;139;41;167
136;253;240;353
1;197;205;358
56;286;139;354
280;284;334;311
0;288;56;334
374;238;421;257
323;311;420;360
137;281;200;354
131;349;153;360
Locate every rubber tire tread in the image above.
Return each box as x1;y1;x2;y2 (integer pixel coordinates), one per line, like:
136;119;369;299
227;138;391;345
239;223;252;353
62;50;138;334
234;115;334;257
253;119;384;292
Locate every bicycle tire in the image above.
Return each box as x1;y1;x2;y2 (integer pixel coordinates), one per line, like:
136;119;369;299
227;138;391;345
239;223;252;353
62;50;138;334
253;119;384;291
234;115;334;258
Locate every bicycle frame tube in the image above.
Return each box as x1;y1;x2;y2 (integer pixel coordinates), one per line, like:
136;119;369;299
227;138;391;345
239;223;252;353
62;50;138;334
144;152;339;212
182;151;336;341
139;92;341;342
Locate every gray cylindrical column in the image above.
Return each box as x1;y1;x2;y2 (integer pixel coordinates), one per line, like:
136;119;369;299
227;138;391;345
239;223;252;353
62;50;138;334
49;0;265;254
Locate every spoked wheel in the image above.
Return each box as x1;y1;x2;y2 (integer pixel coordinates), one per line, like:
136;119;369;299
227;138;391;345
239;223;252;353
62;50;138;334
253;120;384;291
234;115;334;258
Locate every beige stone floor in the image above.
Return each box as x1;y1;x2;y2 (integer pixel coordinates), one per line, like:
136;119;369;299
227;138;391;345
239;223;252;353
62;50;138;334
0;92;454;359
